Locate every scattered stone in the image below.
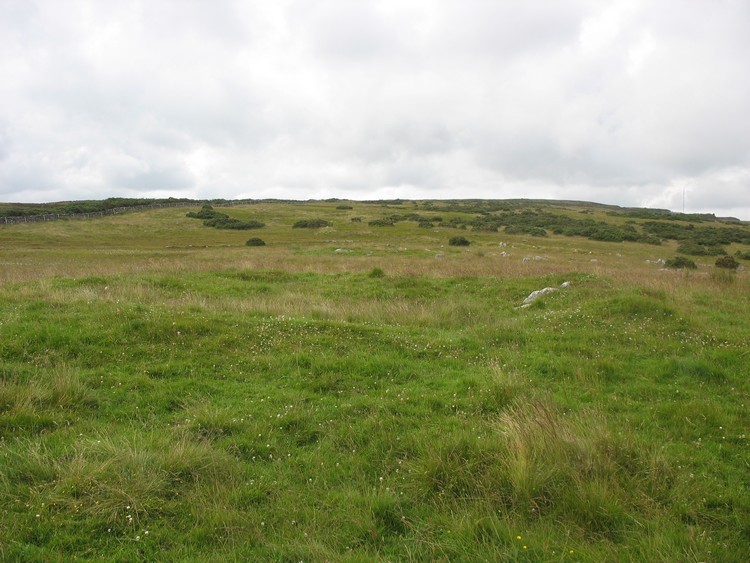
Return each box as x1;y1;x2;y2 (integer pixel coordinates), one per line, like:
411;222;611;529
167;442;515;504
522;257;531;263
534;256;544;261
435;253;445;259
522;287;557;305
499;242;507;247
334;248;351;253
518;281;571;308
590;258;598;262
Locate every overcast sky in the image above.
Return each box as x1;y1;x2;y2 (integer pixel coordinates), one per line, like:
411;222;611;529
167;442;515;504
1;1;749;218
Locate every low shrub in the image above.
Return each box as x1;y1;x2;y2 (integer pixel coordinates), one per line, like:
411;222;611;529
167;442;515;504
505;225;548;237
715;255;739;269
449;236;471;246
188;205;265;230
368;219;395;227
186;205;225;220
245;238;266;246
368;267;385;278
351;217;362;223
203;217;265;230
336;205;353;210
735;250;750;260
293;219;331;229
677;243;726;256
664;256;697;269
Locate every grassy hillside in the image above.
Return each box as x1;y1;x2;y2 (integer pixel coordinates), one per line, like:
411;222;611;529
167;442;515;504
1;199;749;561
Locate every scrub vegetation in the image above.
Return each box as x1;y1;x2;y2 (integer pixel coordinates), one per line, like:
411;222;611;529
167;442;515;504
1;199;749;561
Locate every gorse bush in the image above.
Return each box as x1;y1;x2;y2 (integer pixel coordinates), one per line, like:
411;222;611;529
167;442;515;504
505;225;547;237
292;219;331;228
449;236;470;246
643;221;750;245
187;205;265;230
715;255;739;269
245;237;266;246
664;256;697;269
368;218;395;227
203;216;265;230
186;205;225;220
677;242;726;256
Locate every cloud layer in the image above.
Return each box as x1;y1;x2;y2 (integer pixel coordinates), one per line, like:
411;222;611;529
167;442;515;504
1;0;749;218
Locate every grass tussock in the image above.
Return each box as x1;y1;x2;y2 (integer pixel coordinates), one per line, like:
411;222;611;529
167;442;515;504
411;398;673;542
0;366;95;433
1;430;242;526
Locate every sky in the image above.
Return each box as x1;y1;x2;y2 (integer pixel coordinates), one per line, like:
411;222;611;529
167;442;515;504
1;0;749;219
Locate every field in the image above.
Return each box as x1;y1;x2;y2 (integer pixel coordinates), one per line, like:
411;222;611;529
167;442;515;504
1;199;749;561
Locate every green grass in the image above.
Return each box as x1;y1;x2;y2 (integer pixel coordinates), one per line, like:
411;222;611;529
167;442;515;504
1;199;749;560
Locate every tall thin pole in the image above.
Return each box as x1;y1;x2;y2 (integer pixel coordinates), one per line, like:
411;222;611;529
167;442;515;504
682;186;685;214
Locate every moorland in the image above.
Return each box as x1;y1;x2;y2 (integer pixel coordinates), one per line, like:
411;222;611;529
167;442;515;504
1;198;748;561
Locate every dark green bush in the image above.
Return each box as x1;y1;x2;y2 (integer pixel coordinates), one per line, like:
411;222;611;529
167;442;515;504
245;238;266;246
188;205;265;230
505;225;547;237
664;256;697;269
735;250;750;260
471;223;499;232
292;219;331;229
449;236;470;246
186;205;226;220
368;267;385;278
336;205;353;210
677;243;726;256
351;217;362;223
203;217;265;230
715;255;740;269
368;219;395;227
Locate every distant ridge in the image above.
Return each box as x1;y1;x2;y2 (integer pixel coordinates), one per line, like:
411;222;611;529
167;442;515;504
0;197;745;226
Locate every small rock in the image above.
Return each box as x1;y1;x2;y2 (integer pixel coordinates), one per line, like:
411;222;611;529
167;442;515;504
518;281;570;308
521;287;557;306
435;253;445;259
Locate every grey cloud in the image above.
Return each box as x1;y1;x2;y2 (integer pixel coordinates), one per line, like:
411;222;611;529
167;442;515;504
109;164;195;192
0;1;749;218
